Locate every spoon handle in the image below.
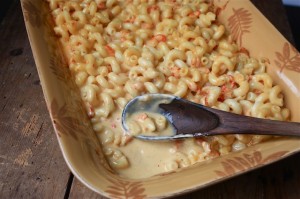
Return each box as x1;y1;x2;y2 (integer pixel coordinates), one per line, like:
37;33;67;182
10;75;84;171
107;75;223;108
206;107;300;136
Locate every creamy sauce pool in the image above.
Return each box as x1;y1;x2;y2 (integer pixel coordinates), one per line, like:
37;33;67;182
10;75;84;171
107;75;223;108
124;96;175;137
98;108;207;179
120;139;176;178
99;109;180;178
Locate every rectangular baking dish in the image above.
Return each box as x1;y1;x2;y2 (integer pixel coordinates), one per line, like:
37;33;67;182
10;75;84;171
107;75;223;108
21;0;300;198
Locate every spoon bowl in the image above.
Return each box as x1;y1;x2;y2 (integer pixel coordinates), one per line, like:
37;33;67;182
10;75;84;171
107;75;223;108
122;94;300;141
121;94;175;132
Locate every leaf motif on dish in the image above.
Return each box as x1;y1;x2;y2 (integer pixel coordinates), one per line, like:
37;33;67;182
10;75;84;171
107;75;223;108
49;52;81;100
214;150;289;177
228;7;252;47
49;54;70;82
274;42;300;73
21;1;42;28
105;177;146;199
50;98;90;140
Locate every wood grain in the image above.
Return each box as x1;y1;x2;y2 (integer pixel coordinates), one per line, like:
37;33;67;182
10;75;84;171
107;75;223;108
159;98;300;137
0;1;71;198
0;0;299;199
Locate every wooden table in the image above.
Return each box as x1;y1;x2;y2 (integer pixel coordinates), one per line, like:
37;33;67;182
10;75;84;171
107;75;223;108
1;0;299;198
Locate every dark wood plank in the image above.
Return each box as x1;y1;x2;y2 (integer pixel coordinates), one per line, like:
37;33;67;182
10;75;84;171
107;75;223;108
0;1;71;198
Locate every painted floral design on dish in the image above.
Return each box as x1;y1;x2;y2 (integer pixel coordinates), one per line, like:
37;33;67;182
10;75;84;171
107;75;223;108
228;7;252;47
274;42;300;73
214;150;289;177
50;97;93;140
49;54;70;82
105;177;146;199
50;99;82;140
22;0;42;28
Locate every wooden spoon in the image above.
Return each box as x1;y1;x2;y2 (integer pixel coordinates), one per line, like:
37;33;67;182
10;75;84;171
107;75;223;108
121;94;300;140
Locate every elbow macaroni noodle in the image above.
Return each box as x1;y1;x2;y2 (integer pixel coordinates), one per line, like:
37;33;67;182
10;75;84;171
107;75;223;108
48;0;290;178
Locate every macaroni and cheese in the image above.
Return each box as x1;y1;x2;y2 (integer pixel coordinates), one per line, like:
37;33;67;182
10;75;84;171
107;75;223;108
48;0;290;178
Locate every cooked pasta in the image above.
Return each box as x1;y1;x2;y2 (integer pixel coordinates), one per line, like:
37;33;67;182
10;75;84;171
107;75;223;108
48;0;290;179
